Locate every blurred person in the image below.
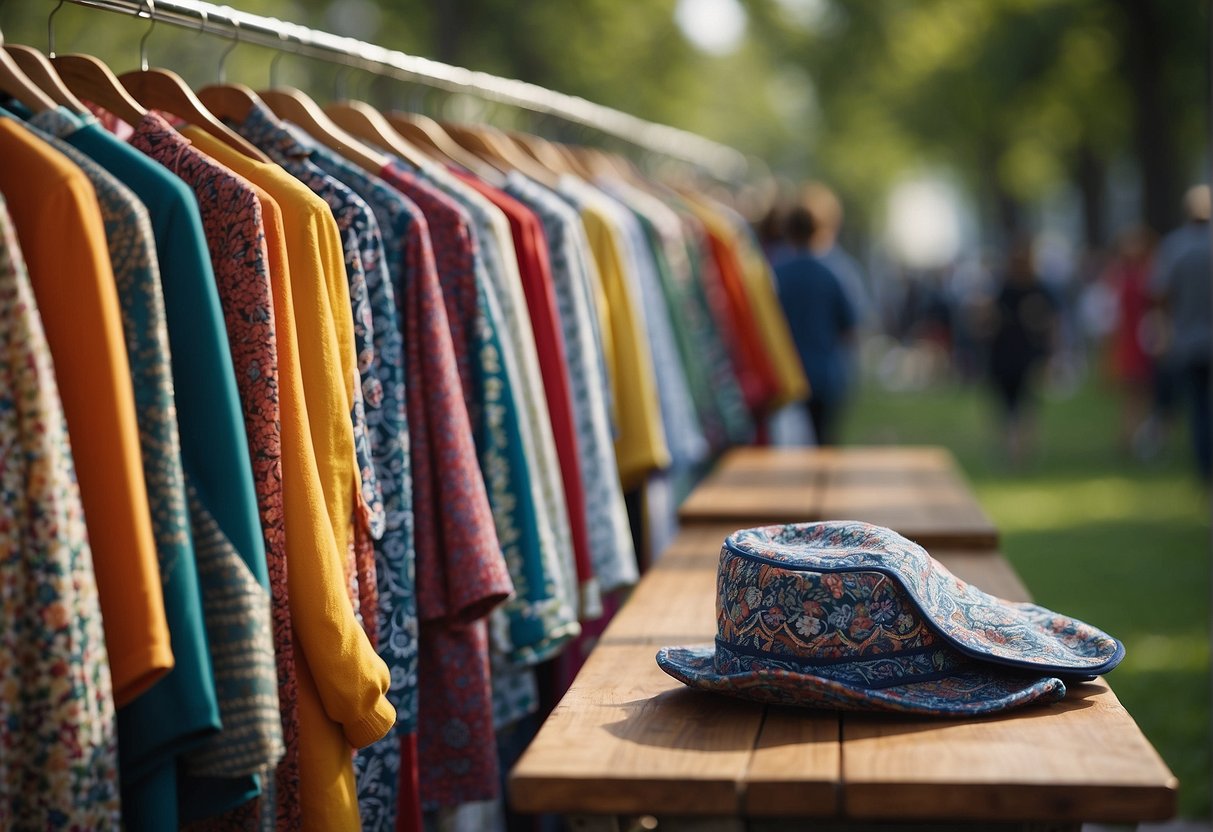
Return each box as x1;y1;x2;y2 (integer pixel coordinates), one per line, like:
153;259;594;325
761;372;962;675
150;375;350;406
1102;227;1158;455
802;181;873;326
1149;184;1212;482
986;238;1058;467
774;202;859;445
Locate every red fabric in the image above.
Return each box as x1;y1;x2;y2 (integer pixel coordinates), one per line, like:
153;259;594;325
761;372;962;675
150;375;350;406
452;171;595;602
394;731;423;832
1109;259;1153;383
379;163;512;810
702;226;781;416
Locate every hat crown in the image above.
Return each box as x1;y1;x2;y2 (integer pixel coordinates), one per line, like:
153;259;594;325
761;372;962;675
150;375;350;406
716;522;1123;676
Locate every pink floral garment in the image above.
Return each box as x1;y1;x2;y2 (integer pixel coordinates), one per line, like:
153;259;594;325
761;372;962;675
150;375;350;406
0;193;120;829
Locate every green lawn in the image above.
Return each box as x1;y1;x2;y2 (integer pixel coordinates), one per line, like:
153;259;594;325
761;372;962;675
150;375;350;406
840;376;1211;819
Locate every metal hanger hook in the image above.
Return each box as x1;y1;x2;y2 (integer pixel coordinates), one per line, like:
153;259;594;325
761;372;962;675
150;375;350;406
218;7;240;84
47;0;66;58
269;22;294;88
196;6;208;38
138;0;156;71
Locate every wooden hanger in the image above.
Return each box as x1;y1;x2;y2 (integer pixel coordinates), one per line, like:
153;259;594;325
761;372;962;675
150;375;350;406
509;130;576;176
4;44;88;114
197;81;262;127
53;53;146;126
119;68;270;162
260;86;388;173
324;99;433;170
386;111;501;181
444;122;562;187
0;32;56;113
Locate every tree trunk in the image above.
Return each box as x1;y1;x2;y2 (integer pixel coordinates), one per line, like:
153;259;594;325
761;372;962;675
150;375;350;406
1119;0;1182;233
1075;144;1107;249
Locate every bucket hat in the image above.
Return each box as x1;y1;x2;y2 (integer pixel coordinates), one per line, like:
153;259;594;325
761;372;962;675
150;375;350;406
656;521;1124;716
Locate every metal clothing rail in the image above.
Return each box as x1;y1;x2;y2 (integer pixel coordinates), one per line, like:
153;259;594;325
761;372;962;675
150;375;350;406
55;0;751;179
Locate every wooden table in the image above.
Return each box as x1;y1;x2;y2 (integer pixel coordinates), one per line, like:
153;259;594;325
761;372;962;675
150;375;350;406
510;448;1177;830
678;446;1000;550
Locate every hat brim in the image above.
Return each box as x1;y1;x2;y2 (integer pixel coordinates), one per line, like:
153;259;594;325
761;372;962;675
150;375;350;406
656;646;1067;717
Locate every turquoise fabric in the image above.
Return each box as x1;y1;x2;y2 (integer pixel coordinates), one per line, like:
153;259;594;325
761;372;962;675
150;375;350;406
49;112;269;818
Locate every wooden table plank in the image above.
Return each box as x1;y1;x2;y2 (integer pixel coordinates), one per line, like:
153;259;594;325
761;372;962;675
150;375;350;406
743;707;841;817
598;565;718;645
678;447;998;550
508;644;770;816
840;679;1178;823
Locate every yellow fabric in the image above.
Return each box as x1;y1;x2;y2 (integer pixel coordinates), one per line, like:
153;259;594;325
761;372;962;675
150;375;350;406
184;129;393;830
0;121;172;706
577;202;670;490
685;197;809;408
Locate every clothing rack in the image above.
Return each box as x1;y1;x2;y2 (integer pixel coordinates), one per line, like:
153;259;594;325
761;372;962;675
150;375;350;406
53;0;751;179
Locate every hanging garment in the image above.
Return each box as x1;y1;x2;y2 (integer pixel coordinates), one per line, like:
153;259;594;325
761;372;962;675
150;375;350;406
377;162;514;811
404;160;580;640
279;123;421;831
14;107;230;829
234;102;396;638
181;126;396;831
0;119;172;708
558;177;670;490
502;173;638;594
0;192;121;830
449;170;601;621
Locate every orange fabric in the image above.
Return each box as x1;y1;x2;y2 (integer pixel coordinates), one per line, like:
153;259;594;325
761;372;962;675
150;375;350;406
184;129;393;831
0;120;171;706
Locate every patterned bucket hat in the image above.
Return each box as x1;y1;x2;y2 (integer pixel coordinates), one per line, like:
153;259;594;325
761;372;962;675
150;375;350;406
656;521;1124;716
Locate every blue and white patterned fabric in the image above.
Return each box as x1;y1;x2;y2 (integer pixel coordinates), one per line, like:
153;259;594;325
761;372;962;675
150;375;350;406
504;174;638;594
278;123;419;830
657;521;1123;716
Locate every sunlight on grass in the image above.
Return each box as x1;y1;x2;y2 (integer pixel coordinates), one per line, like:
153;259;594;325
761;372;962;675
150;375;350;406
1119;633;1212;674
978;476;1207;533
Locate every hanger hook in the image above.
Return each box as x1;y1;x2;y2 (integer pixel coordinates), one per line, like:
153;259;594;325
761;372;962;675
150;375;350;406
218;7;240;84
138;0;156;72
196;6;208;38
47;0;66;58
269;22;292;88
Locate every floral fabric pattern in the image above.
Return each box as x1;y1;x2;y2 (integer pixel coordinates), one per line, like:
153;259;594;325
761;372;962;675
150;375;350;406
0;194;121;830
285;129;420;830
235;103;387;637
129;112;300;831
505;175;638;593
379;164;513;811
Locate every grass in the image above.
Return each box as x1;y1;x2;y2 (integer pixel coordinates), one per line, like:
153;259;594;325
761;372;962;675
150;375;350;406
839;374;1212;819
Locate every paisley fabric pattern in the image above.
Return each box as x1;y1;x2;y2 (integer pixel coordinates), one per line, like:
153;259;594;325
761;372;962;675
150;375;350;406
657;521;1122;715
235;103;386;639
0;194;121;830
504;174;638;595
656;648;1067;716
725;522;1123;673
128;112;300;831
378;164;513;811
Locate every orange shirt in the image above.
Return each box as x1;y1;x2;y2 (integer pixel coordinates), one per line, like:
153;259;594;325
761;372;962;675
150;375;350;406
183;128;393;830
0;120;171;706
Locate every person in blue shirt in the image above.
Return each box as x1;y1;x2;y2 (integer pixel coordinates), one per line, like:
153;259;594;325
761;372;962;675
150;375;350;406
1150;185;1212;482
773;202;858;445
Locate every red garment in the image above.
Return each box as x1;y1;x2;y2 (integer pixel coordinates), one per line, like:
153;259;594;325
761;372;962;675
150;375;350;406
701;225;781;415
1110;260;1153;383
378;163;513;811
451;171;596;606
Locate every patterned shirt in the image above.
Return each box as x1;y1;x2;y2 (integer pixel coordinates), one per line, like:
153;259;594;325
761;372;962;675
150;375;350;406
283;126;419;831
234;103;386;640
504;174;638;593
20;110;228;825
0;192;120;830
378;163;514;811
123;111;294;827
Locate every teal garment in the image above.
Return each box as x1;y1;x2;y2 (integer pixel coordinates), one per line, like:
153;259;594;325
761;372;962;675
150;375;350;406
14;106;224;827
41;110;272;817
